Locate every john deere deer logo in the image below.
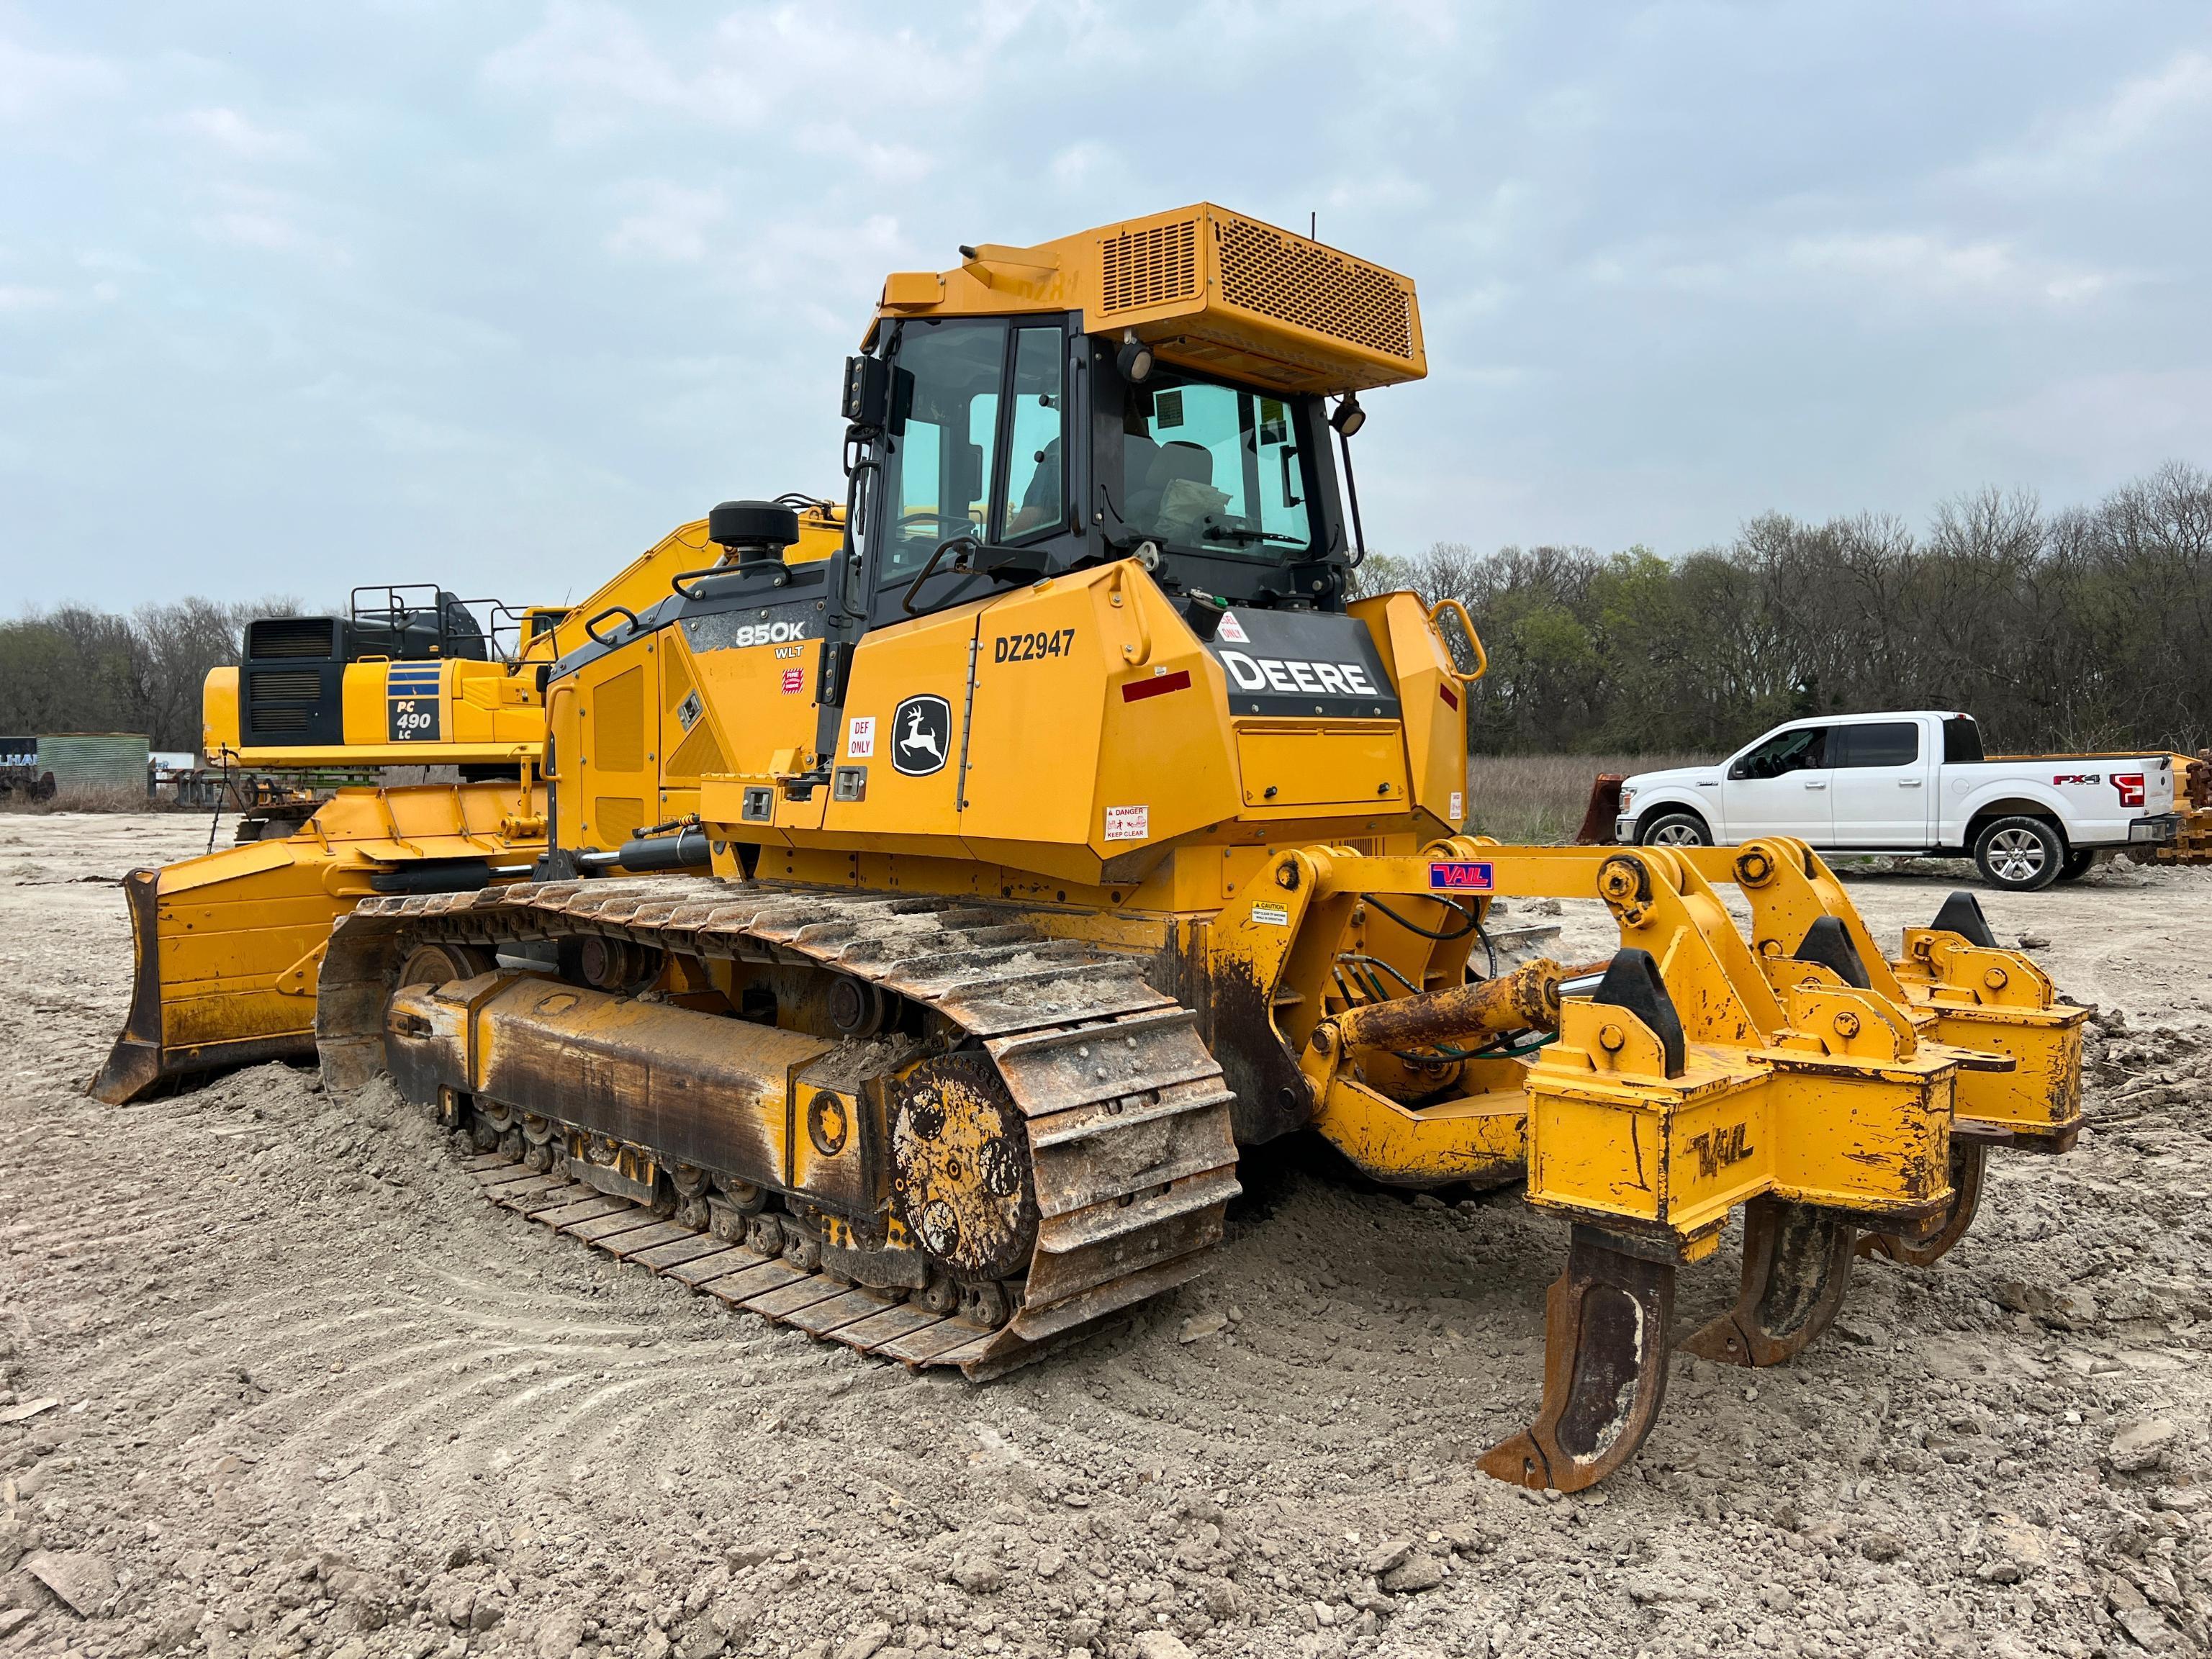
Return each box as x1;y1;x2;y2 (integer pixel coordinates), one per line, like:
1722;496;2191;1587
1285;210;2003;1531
890;695;951;777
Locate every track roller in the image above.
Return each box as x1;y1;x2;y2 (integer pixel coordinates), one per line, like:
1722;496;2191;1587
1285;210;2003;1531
1680;1197;1855;1368
1479;1226;1676;1493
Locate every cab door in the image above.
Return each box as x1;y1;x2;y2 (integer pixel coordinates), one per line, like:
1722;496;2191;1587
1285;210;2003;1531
1828;720;1931;847
1718;723;1834;841
569;638;662;849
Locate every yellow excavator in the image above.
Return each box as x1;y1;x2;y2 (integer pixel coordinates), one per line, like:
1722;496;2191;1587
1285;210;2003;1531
92;512;843;1102
104;206;2086;1493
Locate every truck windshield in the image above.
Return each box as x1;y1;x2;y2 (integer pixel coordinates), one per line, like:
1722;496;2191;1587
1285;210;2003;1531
1121;370;1317;560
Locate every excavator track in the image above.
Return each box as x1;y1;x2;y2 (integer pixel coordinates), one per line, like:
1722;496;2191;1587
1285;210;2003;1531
318;875;1241;1378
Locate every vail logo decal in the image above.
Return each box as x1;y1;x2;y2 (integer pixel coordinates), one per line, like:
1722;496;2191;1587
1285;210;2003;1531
1687;1121;1756;1179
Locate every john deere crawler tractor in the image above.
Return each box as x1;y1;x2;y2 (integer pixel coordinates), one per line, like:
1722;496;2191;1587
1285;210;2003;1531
102;206;2086;1491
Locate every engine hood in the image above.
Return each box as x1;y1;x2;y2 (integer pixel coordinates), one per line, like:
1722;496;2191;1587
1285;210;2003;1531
1620;764;1715;795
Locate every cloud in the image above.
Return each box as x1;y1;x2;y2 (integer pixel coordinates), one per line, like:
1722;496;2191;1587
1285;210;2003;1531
174;106;312;162
484;0;1003;143
793;122;934;188
1784;232;2116;308
480;1;698;132
191;185;346;264
10;4;2212;608
0;33;122;122
1048;141;1117;192
1584;228;2121;312
605;181;728;263
1969;48;2212;190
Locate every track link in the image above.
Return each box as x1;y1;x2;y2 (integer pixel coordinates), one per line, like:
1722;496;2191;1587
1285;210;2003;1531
320;876;1242;1378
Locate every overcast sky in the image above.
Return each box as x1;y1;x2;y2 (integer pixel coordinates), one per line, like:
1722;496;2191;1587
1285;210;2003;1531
4;1;2209;612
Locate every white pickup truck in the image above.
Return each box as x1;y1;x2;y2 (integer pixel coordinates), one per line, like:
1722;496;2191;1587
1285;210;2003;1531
1612;710;2180;891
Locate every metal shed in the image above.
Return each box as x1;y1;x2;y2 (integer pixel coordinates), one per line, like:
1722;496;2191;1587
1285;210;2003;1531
39;733;150;795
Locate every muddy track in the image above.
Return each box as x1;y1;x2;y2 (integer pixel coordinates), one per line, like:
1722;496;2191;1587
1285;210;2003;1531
317;875;1242;1378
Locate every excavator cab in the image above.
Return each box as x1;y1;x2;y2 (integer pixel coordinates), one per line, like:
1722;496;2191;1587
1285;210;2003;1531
346;585;492;661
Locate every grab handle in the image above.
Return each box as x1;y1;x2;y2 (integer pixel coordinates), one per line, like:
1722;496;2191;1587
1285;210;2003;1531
584;606;638;646
1427;597;1487;683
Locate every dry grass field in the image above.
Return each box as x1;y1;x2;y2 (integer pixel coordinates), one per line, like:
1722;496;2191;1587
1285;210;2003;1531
0;784;168;815
1464;752;1710;844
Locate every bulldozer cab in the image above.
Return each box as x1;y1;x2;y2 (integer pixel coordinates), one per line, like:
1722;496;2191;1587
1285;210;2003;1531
862;314;1352;626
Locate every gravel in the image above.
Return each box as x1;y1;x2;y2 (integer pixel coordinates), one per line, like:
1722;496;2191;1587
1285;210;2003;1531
2;813;2211;1658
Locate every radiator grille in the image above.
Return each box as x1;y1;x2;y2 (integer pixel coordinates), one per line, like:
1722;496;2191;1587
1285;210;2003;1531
1214;216;1414;361
592;666;646;772
247;670;322;703
1098;219;1198;315
592;796;646;845
250;708;310;734
247;618;336;659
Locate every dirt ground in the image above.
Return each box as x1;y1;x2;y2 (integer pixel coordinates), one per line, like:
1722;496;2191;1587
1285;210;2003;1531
4;813;2212;1659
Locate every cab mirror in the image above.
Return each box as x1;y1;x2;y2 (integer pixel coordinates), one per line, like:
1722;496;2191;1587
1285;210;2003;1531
841;355;890;428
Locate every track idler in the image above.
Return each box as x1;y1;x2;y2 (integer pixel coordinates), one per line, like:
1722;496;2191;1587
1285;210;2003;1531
1859;1137;1988;1267
1680;1198;1856;1368
1479;1226;1676;1493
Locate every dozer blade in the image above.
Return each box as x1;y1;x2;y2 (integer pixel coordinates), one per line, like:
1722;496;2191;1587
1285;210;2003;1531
1859;1137;1988;1267
92;781;546;1103
1479;1226;1676;1493
1679;1196;1855;1367
91;849;338;1103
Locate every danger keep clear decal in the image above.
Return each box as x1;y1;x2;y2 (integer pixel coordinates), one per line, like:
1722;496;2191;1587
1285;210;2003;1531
1104;805;1149;842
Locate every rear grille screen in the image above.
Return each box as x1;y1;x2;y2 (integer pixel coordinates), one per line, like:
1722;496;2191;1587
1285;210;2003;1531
248;670;322;703
1099;219;1199;315
250;708;310;734
248;618;336;659
1214;216;1414;361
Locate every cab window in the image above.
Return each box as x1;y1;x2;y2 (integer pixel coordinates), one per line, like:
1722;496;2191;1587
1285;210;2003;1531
882;321;1003;583
1832;722;1919;768
1731;726;1828;779
1000;326;1065;542
1121;371;1315;559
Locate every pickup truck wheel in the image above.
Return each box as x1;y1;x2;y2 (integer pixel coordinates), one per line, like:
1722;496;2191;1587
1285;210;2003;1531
1640;811;1711;848
2054;849;2100;882
1974;816;2064;892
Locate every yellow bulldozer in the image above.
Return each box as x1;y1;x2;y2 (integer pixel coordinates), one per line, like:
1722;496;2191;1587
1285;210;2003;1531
99;205;2086;1492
